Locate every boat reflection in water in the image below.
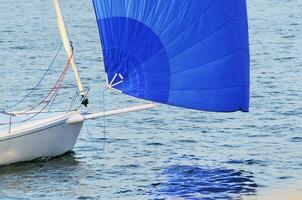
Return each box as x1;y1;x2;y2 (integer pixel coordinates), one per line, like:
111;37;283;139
150;165;257;199
0;152;83;197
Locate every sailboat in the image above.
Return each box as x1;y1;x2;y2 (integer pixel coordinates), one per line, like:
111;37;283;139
0;0;250;166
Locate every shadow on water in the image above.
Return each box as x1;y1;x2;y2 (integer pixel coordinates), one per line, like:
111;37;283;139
150;165;257;200
0;151;79;176
0;152;96;199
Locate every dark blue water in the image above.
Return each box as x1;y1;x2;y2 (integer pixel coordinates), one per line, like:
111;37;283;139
0;0;301;199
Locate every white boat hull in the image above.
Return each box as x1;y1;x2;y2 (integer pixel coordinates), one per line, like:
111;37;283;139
0;103;154;166
0;114;83;166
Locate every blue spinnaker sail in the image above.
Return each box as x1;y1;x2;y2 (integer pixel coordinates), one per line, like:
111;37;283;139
92;0;250;112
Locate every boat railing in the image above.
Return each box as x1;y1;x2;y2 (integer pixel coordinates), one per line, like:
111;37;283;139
0;88;90;134
67;88;90;112
0;111;16;134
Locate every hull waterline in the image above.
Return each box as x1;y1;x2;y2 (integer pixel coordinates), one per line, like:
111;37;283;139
0;114;83;166
0;103;154;166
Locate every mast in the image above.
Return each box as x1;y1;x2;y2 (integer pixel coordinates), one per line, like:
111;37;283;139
53;0;87;105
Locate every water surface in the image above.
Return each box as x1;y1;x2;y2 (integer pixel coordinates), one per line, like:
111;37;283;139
0;0;301;199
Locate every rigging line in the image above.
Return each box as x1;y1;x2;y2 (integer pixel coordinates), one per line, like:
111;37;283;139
15;54;73;116
7;43;63;111
100;89;107;156
83;89;107;158
84;121;103;159
1;58;70;128
47;82;61;112
0;51;71;126
48;72;77;112
84;121;96;149
67;88;80;112
21;85;78;92
16;58;71;124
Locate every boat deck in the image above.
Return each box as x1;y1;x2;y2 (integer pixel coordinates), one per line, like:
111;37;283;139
0;111;71;135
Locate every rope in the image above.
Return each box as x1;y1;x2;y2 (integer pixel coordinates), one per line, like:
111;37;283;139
82;89;107;158
16;54;72;121
84;121;101;158
16;54;73;115
0;54;73;126
101;89;107;155
7;43;63;111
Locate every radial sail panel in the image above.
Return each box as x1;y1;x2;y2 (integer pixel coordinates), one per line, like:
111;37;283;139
92;0;250;112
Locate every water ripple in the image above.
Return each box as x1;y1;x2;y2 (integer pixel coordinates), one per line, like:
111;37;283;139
150;165;257;199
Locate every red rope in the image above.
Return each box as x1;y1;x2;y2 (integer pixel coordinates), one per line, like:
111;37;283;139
18;54;73;114
0;54;73;126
